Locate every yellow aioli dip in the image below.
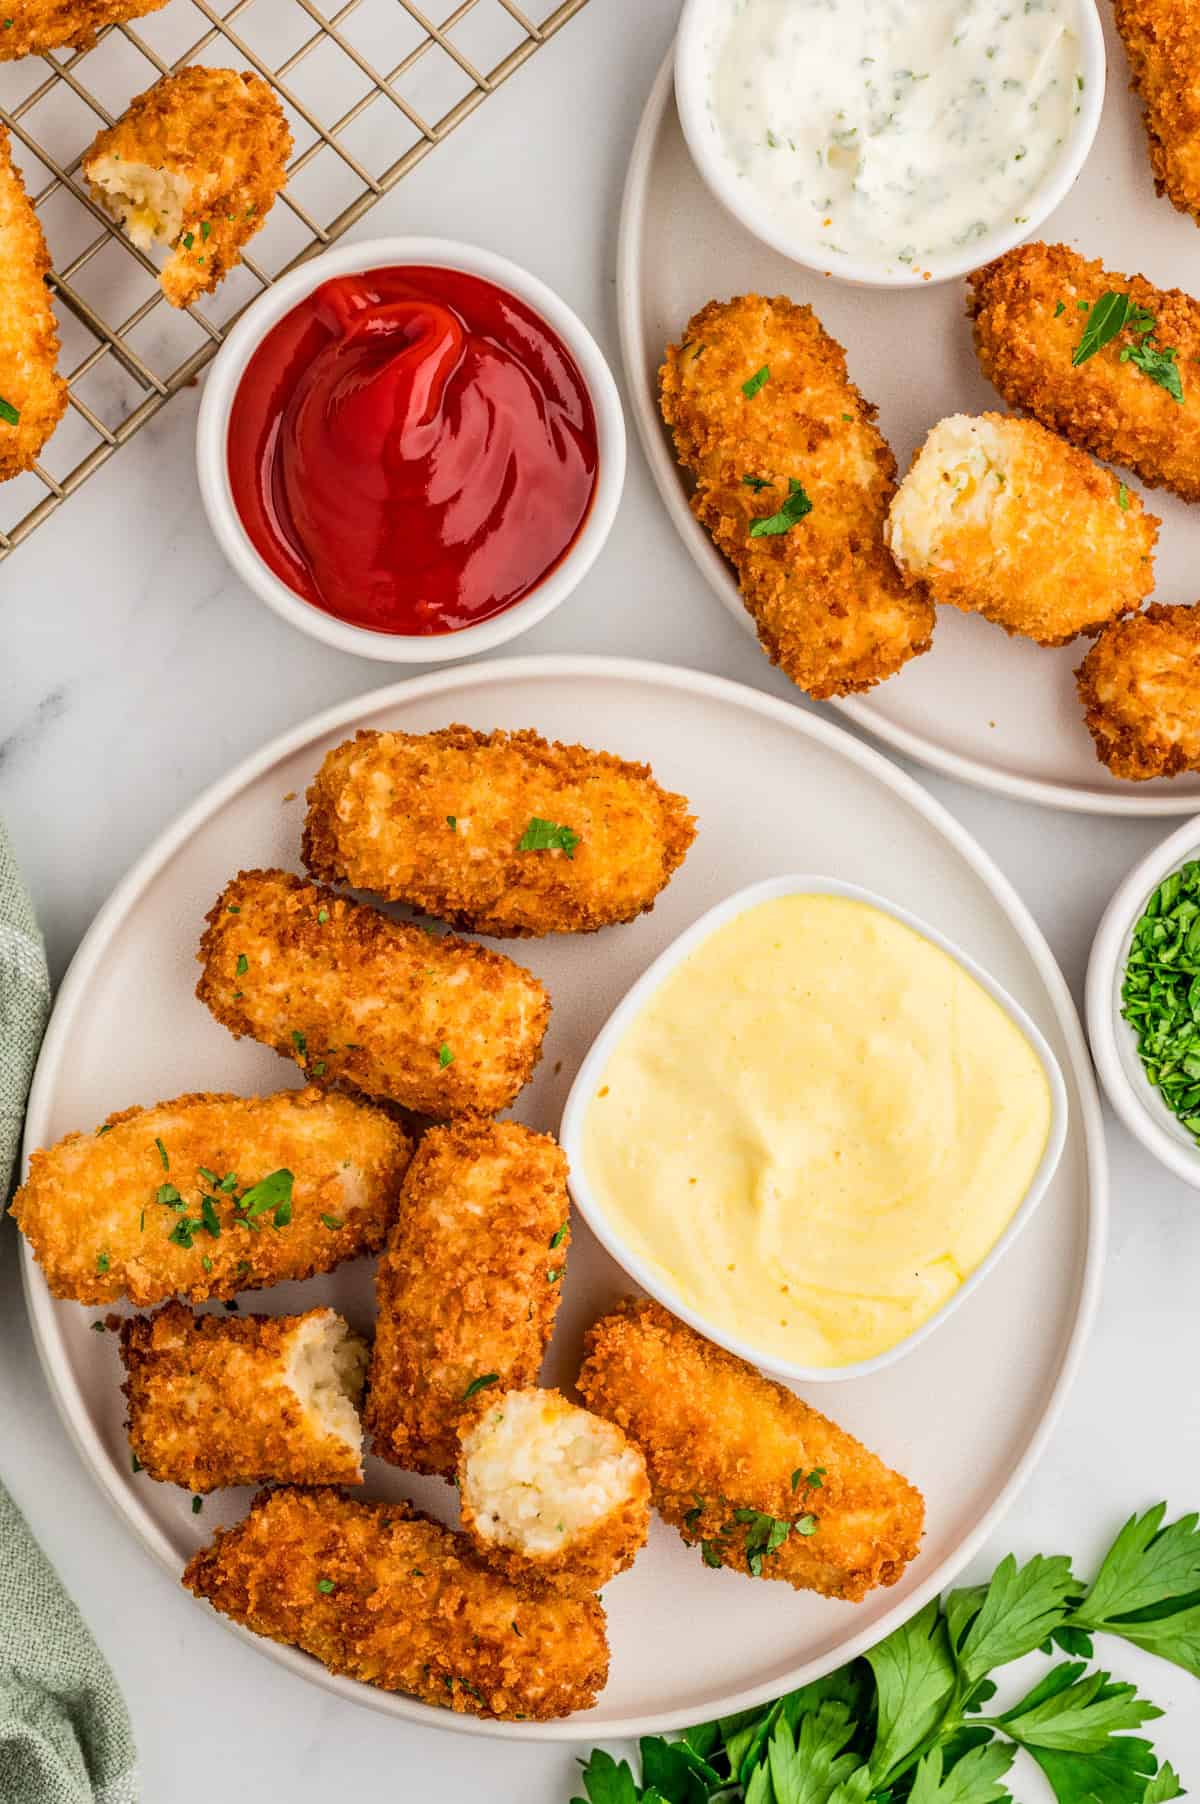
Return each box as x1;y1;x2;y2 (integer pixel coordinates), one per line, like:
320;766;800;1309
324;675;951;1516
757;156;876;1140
581;893;1054;1369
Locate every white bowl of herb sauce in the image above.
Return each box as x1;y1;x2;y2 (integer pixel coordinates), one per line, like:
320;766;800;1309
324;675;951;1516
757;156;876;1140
675;0;1106;288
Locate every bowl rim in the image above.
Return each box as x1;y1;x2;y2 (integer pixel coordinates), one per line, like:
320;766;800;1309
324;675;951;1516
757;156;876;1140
560;871;1070;1384
1086;814;1200;1190
194;234;626;662
672;0;1107;289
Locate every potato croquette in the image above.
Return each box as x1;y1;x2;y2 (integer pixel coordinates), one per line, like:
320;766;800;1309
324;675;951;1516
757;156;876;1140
196;869;550;1119
182;1487;609;1720
457;1387;650;1594
121;1302;368;1492
659;294;934;699
969;244;1200;503
1114;0;1200;227
0;0;168;59
303;726;697;940
578;1300;924;1603
1076;602;1200;780
886;414;1158;645
0;130;67;480
365;1119;570;1477
82;68;290;310
11;1086;410;1307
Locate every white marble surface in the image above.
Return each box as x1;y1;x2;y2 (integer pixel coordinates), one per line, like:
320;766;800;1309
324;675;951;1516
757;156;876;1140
1;0;1199;1796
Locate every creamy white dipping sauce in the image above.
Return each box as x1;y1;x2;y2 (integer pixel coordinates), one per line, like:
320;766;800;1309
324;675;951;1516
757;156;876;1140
707;0;1084;273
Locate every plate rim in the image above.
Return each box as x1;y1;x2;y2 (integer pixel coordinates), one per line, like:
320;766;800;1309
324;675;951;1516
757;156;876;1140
20;652;1108;1742
616;48;1200;819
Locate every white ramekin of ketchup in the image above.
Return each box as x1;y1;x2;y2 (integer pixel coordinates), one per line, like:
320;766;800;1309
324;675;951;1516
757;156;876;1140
196;238;625;660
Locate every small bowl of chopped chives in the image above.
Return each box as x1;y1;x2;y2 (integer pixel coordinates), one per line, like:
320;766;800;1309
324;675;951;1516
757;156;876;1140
1087;818;1200;1188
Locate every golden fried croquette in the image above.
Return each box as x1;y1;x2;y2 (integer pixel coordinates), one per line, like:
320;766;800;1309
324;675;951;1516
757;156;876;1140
1076;602;1200;780
196;869;550;1119
0;0;168;59
120;1301;368;1492
0;129;67;480
182;1487;608;1720
659;294;934;699
365;1119;570;1477
11;1086;410;1307
302;726;697;940
969;244;1200;503
578;1300;924;1603
456;1387;649;1594
886;413;1158;646
82;68;290;310
1114;0;1200;226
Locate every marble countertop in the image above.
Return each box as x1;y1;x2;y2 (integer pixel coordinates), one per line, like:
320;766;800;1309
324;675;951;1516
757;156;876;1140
2;1;1198;1796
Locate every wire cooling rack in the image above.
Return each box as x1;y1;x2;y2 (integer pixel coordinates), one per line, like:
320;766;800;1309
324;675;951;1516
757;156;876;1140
0;0;590;558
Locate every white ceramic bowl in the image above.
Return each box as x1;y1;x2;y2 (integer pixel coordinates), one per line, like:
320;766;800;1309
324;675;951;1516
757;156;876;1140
673;0;1106;289
1087;816;1200;1189
561;872;1069;1384
196;236;626;661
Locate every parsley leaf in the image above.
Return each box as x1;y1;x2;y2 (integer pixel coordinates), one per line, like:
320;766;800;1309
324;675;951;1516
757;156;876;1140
570;1749;644;1804
1031;1739;1161;1804
0;396;20;426
766;1704;863;1804
1121;338;1184;403
908;1744;1015;1804
462;1373;500;1401
749;477;813;539
1073;292;1137;365
990;1662;1161;1752
517;817;581;857
743;365;770;399
1075;1507;1200;1627
743;473;773;492
237;1169;294;1221
867;1598;957;1783
950;1553;1079;1685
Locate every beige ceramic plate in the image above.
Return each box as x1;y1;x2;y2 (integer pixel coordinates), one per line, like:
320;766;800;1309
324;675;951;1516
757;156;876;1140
21;657;1104;1738
620;42;1200;813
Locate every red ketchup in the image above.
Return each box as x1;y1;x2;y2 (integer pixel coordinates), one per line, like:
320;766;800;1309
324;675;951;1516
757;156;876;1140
227;266;600;635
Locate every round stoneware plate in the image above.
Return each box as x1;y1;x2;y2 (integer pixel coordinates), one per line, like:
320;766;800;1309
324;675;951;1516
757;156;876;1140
21;656;1105;1739
619;33;1200;814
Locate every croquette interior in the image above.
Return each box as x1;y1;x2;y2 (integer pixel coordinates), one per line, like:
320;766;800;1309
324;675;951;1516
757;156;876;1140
461;1389;643;1556
86;154;190;250
283;1312;368;1452
887;415;1013;572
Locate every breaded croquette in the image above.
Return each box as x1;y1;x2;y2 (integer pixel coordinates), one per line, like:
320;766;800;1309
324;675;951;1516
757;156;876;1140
365;1119;569;1477
1077;603;1200;780
886;414;1158;646
183;1487;609;1720
303;726;697;940
659;294;934;699
0;0;168;60
0;130;67;480
1114;0;1200;227
196;869;550;1119
579;1300;924;1603
120;1302;368;1492
82;68;290;310
457;1387;650;1594
11;1086;410;1307
969;244;1200;503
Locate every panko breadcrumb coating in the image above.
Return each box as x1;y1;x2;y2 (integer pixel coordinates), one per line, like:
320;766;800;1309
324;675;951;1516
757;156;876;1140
365;1119;570;1477
969;244;1200;503
0;0;169;60
121;1302;368;1492
82;68;290;310
659;294;934;699
1076;603;1200;780
10;1086;410;1307
457;1387;650;1594
579;1300;924;1603
183;1487;609;1721
886;413;1158;645
303;726;697;940
0;129;67;480
196;869;550;1119
1114;0;1200;227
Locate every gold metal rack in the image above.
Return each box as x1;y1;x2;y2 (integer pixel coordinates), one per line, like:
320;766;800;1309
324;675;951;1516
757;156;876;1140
0;0;589;557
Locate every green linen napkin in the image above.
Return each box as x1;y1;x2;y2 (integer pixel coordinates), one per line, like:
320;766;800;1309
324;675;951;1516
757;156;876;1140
0;825;140;1803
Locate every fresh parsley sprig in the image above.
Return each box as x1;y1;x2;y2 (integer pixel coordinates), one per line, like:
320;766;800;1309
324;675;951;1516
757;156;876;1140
570;1505;1196;1804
